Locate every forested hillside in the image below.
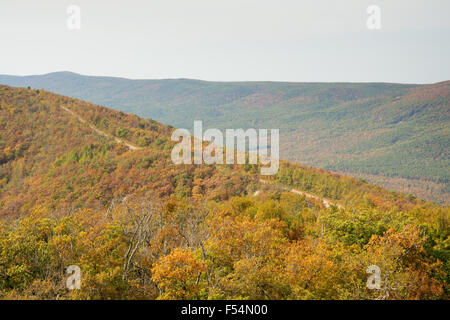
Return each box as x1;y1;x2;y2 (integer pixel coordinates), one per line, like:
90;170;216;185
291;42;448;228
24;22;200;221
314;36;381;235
0;86;448;300
0;72;447;203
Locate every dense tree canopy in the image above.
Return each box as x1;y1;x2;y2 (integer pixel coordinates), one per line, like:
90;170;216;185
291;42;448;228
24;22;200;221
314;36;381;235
0;86;447;299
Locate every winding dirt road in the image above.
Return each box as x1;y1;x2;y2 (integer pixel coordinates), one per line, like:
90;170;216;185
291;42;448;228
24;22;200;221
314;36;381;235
259;179;343;209
60;105;142;151
60;105;342;209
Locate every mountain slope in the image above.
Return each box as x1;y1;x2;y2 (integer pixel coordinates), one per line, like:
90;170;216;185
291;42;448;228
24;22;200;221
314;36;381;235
0;84;423;216
0;85;447;300
0;72;447;203
0;85;255;216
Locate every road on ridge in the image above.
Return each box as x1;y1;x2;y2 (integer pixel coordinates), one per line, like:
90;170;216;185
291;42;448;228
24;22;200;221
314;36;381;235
60;105;142;151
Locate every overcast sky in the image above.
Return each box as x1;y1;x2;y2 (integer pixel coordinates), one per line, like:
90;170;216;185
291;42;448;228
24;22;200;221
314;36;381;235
0;0;449;83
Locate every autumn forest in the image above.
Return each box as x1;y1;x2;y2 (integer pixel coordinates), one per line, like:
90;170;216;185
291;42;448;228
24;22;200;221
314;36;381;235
0;86;447;300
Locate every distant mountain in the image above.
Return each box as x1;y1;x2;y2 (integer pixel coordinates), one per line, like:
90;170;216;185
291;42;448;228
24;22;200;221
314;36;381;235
0;72;448;203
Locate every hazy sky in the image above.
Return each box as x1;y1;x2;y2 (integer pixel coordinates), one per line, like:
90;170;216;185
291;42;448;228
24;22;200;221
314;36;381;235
1;0;449;83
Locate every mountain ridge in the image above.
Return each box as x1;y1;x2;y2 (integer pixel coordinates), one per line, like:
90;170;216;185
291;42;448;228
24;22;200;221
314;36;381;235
0;71;430;84
0;72;448;203
0;84;429;215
